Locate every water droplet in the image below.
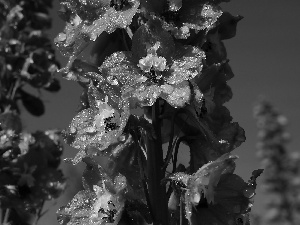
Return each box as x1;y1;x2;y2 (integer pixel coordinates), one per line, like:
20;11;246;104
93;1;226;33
243;187;255;198
63;158;74;164
47;182;54;188
70;126;76;133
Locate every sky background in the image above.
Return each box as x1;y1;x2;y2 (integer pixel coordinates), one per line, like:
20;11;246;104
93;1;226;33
19;0;300;224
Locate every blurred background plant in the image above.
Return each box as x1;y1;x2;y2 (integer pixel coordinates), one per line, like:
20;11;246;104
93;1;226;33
252;99;300;225
0;0;65;224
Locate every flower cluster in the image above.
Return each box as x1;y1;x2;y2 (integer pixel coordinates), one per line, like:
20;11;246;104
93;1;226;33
55;0;261;224
0;128;66;223
0;0;65;224
0;0;61;116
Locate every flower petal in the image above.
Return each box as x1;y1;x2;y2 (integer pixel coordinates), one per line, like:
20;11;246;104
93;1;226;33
182;154;238;224
160;81;191;108
131;19;175;64
180;3;222;32
55;0;139;67
62;91;130;164
130;84;162;107
57;190;96;225
167;46;205;84
82;0;139;41
100;51;143;88
57;175;126;225
189;153;238;204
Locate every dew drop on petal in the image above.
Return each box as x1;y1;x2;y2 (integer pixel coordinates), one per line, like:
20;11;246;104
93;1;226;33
63;158;74;164
168;0;182;11
192;192;201;204
70;125;76;133
219;139;228;144
243;187;255;198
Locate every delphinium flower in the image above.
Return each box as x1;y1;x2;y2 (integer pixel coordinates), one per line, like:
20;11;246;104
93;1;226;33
54;0;140;71
165;153;258;225
55;0;261;225
57;167;127;225
254;99;300;225
62;81;130;164
141;0;223;39
99;17;206;108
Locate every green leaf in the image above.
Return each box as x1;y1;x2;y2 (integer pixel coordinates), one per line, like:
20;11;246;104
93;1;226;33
19;89;45;116
0;111;22;133
202;31;227;65
44;78;61;92
217;12;243;40
190;173;254;225
213;83;232;105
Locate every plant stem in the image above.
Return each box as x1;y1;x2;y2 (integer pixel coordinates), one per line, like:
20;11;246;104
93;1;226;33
3;209;10;225
146;100;169;225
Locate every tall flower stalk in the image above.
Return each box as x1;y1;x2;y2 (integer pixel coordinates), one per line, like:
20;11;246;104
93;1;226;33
254;99;300;225
55;0;261;224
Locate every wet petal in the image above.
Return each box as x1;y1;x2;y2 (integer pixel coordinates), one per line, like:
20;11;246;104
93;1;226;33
82;0;139;41
100;51;143;87
131;19;175;64
167;46;205;84
63;94;130;164
57;190;96;225
160;81;191;108
55;0;139;67
183;154;238;224
131;84;162;107
189;153;238;204
168;0;182;11
180;3;222;32
57;174;126;225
